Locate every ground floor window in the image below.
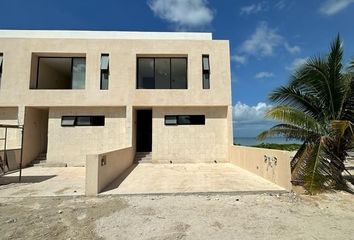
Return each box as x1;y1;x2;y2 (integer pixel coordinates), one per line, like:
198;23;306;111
61;116;105;127
164;115;205;125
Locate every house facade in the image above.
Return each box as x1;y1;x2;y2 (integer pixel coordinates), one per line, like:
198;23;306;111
0;30;233;167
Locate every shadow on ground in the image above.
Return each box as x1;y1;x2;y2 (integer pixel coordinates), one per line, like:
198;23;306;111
102;164;138;193
0;175;56;185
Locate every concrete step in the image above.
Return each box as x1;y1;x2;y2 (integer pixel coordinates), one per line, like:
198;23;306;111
134;152;152;163
29;152;47;167
31;159;47;163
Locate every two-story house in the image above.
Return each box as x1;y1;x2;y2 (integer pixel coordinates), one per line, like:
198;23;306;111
0;30;233;168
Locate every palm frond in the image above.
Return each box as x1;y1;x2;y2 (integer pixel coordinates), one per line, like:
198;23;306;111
257;124;316;142
266;105;321;133
269;86;321;118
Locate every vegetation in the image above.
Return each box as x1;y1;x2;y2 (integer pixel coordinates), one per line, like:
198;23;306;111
252;143;301;151
257;35;354;194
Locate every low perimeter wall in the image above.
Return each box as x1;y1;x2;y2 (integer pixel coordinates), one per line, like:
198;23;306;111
230;145;292;191
86;147;134;196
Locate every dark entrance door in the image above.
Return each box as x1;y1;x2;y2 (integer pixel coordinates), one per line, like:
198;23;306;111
136;110;152;152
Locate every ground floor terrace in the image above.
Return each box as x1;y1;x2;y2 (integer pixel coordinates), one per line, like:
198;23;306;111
0;163;285;197
1;105;292;196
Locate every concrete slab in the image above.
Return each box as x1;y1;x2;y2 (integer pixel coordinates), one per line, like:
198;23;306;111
101;163;285;195
0;167;85;197
0;163;285;198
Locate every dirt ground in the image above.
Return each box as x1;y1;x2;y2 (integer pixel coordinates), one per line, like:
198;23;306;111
0;192;353;240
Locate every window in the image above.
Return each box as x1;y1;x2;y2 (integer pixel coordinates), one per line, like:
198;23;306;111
33;57;86;89
76;116;91;126
100;54;109;90
137;57;187;89
72;58;86;89
61;116;75;126
0;53;3;88
165;115;177;125
164;115;205;125
61;116;105;127
202;55;210;89
171;58;187;89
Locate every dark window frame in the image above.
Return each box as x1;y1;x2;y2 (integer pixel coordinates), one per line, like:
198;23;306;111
61;116;105;127
100;54;109;90
164;115;205;126
136;57;188;89
202;55;210;89
35;56;86;89
0;53;3;87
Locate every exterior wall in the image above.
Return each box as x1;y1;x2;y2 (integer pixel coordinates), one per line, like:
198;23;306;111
0;149;21;171
0;107;20;150
152;107;229;163
22;107;48;166
0;31;232;166
86;147;134;196
0;38;231;107
230;145;292;191
0;107;22;170
47;107;128;166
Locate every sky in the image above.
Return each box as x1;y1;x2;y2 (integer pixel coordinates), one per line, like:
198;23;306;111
0;0;354;137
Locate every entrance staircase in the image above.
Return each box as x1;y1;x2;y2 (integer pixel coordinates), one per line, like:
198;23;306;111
134;152;152;164
29;152;47;167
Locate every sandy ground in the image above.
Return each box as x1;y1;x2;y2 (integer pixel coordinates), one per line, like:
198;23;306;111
0;192;353;240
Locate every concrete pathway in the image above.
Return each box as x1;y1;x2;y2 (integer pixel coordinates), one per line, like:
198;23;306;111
0;167;85;197
102;163;285;195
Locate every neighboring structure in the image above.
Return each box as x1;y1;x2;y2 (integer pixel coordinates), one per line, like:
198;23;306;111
0;30;233;167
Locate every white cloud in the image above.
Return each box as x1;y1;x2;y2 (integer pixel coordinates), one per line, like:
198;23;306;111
284;42;301;54
240;3;264;15
320;0;354;15
239;22;283;57
233;102;276;137
148;0;214;30
231;55;247;65
239;22;301;58
234;101;272;123
286;57;309;71
255;72;274;79
275;0;287;10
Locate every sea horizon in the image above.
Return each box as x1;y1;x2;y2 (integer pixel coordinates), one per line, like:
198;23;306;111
234;136;302;146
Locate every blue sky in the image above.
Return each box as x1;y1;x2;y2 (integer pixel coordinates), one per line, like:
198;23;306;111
1;0;354;137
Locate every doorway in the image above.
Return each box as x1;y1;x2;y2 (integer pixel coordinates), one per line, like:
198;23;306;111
136;110;152;152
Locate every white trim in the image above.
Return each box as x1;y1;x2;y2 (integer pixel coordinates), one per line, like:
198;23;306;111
0;30;212;40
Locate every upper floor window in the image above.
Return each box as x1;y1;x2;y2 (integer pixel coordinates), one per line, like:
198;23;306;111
30;56;86;89
137;57;187;89
202;55;210;89
0;53;3;88
100;54;109;90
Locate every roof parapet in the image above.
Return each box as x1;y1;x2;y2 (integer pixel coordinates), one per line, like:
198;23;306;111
0;30;213;40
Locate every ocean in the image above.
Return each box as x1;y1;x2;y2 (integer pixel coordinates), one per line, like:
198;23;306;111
234;137;302;146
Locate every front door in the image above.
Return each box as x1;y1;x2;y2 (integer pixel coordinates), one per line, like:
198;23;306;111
136;110;152;152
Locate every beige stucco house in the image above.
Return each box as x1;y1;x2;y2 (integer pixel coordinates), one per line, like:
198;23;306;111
0;30;293;195
0;30;233;168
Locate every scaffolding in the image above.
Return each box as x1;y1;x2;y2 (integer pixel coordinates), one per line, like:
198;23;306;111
0;124;24;181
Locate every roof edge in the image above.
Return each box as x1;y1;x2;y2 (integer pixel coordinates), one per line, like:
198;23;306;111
0;30;213;40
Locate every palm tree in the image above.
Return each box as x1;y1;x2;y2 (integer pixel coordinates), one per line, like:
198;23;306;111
257;35;354;194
